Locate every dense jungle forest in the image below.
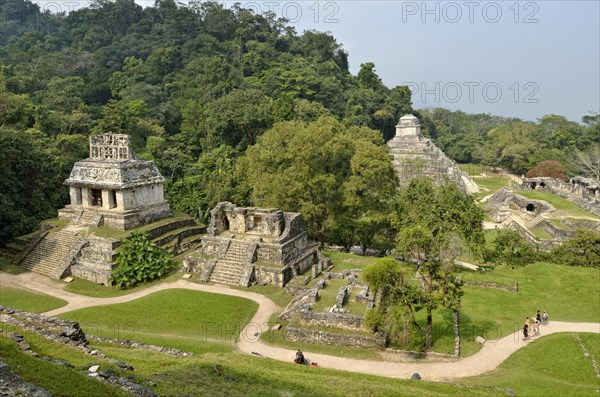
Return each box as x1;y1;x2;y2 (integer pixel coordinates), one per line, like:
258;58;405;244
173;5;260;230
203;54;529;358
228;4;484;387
1;0;598;242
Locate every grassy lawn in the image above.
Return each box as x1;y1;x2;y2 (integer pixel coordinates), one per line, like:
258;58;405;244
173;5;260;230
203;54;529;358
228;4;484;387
59;289;258;353
458;163;486;176
530;227;553;240
64;268;183;297
1;321;505;397
312;278;348;312
449;263;600;356
92;341;505;397
473;175;513;192
398;262;600;357
515;191;599;218
0;332;128;397
462;332;600;397
232;283;293;308
322;249;381;271
0;287;68;313
0;255;26;274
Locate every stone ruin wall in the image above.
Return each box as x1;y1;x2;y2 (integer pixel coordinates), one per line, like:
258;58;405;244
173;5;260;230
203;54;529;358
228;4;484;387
69;237;119;284
518;177;600;217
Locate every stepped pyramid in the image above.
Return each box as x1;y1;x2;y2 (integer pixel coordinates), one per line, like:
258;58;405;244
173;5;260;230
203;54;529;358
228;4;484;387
16;134;205;284
387;115;479;194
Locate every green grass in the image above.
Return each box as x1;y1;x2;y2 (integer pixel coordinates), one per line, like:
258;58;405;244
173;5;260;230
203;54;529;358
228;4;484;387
0;287;68;313
0;334;128;397
232;283;293;308
64;268;183;297
530;227;553;240
452;263;600;355
473;175;513;192
0;255;25;274
86;225;131;239
40;218;70;231
260;313;386;361
312;279;349;312
93;341;504;397
462;332;600;397
458;163;486;176
515;191;599;218
322;250;380;271
59;289;258;353
395;262;600;357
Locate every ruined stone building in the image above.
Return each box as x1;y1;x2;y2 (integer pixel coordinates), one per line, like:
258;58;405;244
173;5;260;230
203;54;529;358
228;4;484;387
17;134;204;284
58;134;172;229
387;114;479;194
185;202;320;287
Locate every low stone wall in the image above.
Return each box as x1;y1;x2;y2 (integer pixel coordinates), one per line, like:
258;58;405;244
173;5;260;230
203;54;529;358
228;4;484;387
539;220;577;240
143;218;197;240
254;265;293;287
285;326;385;347
0;306;87;347
463;281;517;292
71;237;119;284
299;311;364;330
508;220;560;251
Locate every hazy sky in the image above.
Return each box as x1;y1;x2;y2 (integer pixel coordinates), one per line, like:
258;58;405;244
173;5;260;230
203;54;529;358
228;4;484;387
237;0;600;122
33;0;600;122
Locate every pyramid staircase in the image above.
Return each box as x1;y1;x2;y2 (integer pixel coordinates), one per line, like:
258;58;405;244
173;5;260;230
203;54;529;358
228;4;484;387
525;214;545;229
77;210;102;227
209;240;248;285
18;229;83;278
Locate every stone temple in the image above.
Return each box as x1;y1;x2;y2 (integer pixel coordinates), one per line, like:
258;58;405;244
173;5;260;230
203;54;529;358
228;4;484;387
17;134;205;284
58;134;172;229
184;202;320;287
388;115;479;194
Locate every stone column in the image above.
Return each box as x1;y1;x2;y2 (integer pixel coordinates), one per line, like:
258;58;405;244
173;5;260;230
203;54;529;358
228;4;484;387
115;191;125;211
101;190;111;210
82;188;91;208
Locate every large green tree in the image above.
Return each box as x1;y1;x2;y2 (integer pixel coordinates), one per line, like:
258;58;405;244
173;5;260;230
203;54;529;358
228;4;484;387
241;116;397;243
390;178;484;350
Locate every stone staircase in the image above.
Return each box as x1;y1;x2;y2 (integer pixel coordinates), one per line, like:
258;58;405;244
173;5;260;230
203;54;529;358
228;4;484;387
209;240;248;285
77;210;101;227
19;229;82;278
525;214;545;229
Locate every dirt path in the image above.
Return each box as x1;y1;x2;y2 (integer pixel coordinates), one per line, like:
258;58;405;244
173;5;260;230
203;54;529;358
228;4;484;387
1;272;598;381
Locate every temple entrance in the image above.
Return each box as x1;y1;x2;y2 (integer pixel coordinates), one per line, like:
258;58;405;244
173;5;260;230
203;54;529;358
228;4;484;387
91;189;102;207
526;203;535;212
223;216;230;230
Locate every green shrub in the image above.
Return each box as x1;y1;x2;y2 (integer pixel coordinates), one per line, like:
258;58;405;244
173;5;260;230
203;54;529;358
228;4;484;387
551;229;600;268
109;230;174;289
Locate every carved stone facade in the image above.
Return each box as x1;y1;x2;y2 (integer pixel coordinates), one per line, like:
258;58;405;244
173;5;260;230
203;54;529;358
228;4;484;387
185;202;319;287
388;115;479;194
58;134;171;229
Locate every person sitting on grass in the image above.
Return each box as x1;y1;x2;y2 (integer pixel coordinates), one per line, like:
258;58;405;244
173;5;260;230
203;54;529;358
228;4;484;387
295;349;306;365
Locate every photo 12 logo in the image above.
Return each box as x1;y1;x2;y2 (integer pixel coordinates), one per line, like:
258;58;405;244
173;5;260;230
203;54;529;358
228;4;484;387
221;1;340;24
402;81;540;104
401;1;540;24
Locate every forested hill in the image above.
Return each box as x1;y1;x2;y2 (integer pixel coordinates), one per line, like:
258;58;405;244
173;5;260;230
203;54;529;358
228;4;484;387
0;0;598;242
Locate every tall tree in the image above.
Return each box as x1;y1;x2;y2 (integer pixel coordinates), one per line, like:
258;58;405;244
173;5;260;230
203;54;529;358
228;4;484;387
390;178;484;350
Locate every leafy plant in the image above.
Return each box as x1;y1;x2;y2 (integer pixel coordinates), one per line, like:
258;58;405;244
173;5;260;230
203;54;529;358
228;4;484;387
109;230;174;289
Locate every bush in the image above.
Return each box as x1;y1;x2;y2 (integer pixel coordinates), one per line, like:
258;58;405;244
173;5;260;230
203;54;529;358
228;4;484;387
486;229;537;267
109;230;174;289
551;230;600;268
